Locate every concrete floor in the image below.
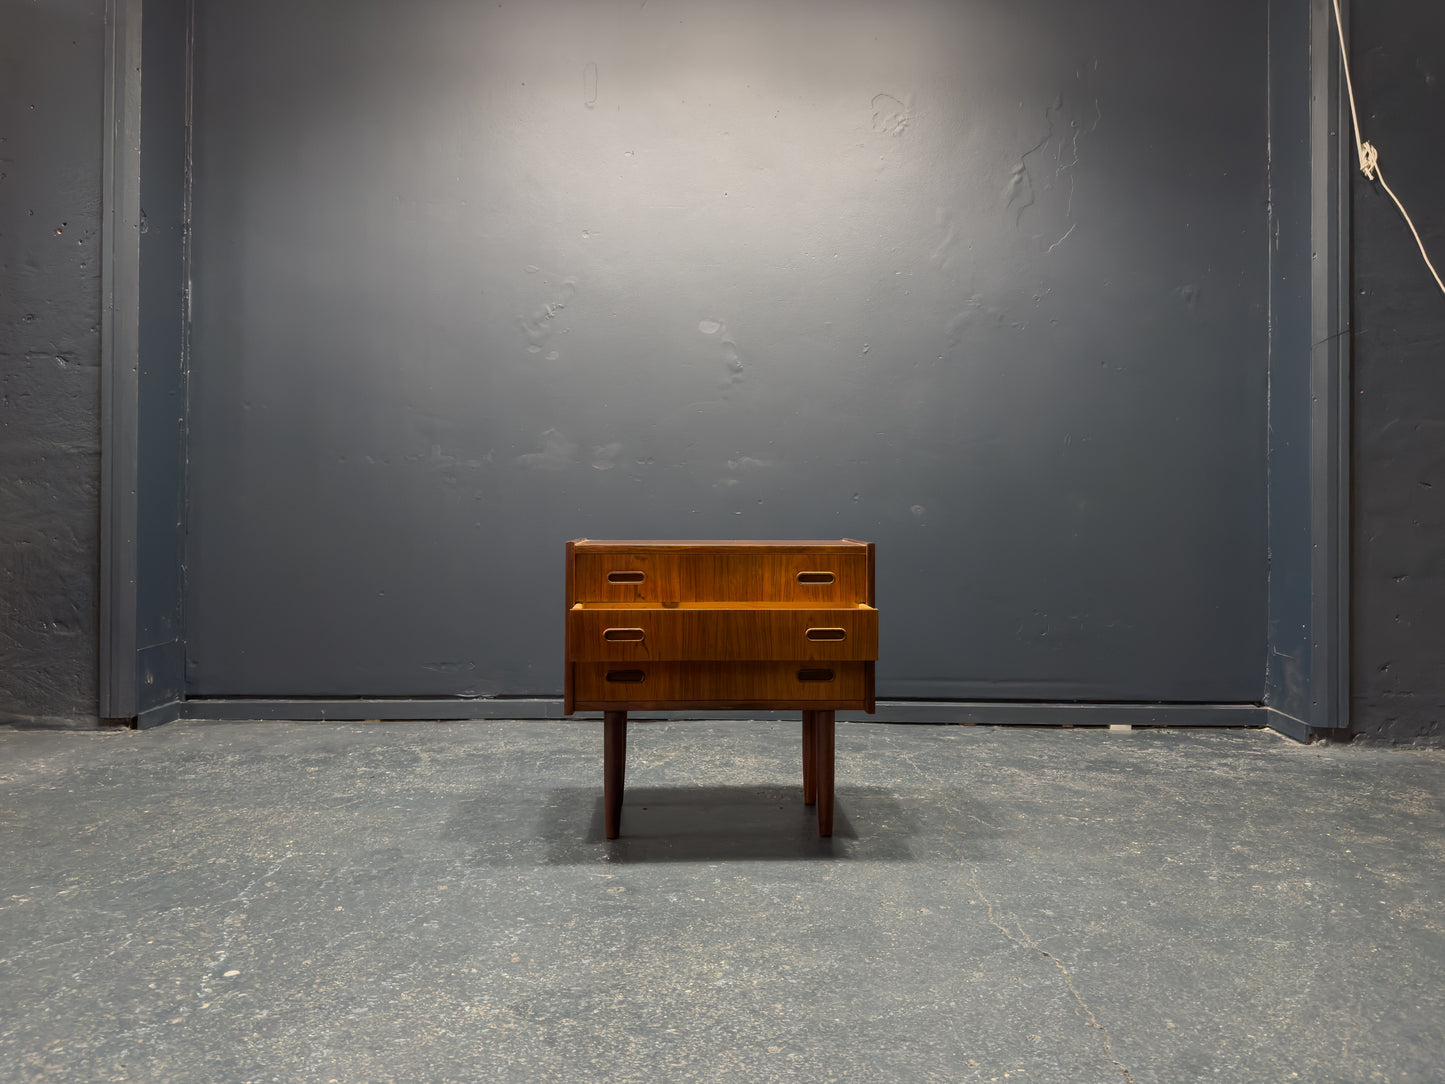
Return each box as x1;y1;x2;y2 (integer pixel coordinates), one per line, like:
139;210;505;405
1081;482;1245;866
0;719;1441;1084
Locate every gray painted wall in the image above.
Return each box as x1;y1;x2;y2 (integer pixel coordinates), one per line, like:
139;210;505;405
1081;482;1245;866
1350;2;1445;744
185;0;1270;702
0;0;106;727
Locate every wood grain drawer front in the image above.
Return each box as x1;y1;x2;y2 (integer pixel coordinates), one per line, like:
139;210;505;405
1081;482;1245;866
570;607;877;662
573;661;868;706
573;552;868;605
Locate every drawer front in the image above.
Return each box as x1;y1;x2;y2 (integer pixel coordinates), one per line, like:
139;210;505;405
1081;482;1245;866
569;607;877;662
572;551;868;605
572;661;868;707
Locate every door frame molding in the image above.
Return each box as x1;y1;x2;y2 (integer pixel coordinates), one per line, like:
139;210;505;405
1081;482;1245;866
100;0;143;720
1309;0;1352;734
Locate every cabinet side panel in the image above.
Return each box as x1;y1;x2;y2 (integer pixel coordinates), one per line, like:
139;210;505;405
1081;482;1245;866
564;540;575;713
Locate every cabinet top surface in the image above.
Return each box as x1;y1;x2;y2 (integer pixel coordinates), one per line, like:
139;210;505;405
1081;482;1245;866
571;539;869;553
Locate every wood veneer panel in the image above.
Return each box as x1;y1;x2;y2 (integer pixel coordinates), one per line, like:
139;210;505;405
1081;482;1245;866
569;606;878;662
564;540;576;714
572;660;869;708
572;551;868;605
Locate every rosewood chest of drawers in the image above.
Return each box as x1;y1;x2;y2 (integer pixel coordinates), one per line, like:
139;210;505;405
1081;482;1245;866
564;539;878;838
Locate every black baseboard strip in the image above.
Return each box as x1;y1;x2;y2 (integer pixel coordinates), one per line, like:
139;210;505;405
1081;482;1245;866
179;698;569;722
1263;708;1314;744
867;702;1266;727
137;700;183;729
174;698;1271;729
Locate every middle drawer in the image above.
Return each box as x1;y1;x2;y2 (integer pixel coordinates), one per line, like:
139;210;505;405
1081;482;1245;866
569;605;878;662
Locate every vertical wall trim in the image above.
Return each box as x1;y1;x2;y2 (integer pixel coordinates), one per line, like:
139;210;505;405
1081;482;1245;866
1263;0;1348;737
179;0;195;680
100;0;143;719
1264;0;1312;725
1310;0;1351;729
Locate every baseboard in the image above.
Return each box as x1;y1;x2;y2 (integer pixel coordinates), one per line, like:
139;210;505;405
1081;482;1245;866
179;698;571;722
137;640;186;715
867;702;1267;727
171;697;1272;728
1263;707;1318;744
136;699;184;729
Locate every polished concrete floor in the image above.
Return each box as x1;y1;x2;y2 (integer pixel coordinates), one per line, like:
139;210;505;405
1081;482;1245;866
1;719;1442;1084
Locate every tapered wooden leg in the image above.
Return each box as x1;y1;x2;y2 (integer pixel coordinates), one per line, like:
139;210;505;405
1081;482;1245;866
604;711;627;839
801;711;817;805
815;709;835;837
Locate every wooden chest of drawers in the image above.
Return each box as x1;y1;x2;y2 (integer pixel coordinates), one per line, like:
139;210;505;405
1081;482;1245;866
564;539;877;838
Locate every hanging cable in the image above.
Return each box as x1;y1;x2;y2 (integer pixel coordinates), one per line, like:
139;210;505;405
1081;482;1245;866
1332;0;1445;298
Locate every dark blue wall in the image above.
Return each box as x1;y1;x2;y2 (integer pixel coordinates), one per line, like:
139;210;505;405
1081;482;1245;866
0;0;106;727
1350;1;1445;743
185;0;1270;702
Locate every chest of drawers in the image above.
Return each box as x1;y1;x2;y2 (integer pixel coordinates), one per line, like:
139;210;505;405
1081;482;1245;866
564;539;877;838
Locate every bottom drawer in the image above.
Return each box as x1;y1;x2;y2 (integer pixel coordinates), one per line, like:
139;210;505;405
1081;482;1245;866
572;660;870;710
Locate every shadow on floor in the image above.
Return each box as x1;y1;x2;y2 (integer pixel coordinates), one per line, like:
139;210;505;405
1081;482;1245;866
533;784;919;863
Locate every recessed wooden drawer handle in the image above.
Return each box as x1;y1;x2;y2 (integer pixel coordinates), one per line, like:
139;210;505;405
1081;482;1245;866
798;668;835;682
805;627;847;641
605;669;646;683
607;570;645;583
603;628;645;642
796;571;835;584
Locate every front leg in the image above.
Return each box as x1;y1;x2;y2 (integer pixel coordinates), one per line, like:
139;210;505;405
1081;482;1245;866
802;711;817;805
604;710;628;839
815;710;835;837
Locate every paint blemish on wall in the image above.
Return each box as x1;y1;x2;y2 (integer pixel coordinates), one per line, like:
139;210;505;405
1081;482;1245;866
871;93;912;137
726;456;774;472
429;443;493;483
1045;223;1077;254
583;61;598;109
1004;160;1037;224
719;340;745;386
1174;283;1200;311
423;660;477;674
698;317;745;386
590;443;623;470
519;278;577;355
717;454;774;490
516;429;577;470
931;209;962;274
946;297;983;348
1005;79;1101;251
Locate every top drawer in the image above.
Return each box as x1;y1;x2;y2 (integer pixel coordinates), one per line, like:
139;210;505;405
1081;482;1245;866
571;546;869;605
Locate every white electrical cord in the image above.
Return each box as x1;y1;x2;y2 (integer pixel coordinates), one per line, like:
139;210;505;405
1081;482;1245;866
1332;0;1445;298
